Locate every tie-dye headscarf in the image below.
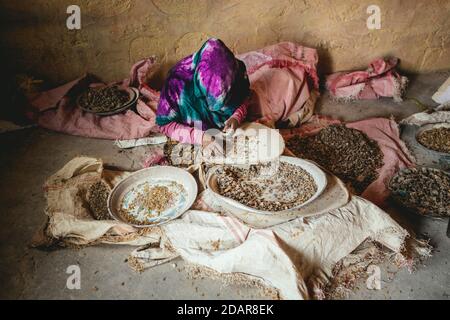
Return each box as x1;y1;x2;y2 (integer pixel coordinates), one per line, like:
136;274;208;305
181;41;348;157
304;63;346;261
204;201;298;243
156;38;250;130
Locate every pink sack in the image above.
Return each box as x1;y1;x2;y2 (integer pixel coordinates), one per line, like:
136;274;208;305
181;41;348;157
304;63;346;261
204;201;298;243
28;58;160;140
237;42;320;127
326;57;408;102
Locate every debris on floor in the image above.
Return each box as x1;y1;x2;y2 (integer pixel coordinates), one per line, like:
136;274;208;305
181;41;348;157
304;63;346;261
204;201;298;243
184;263;281;300
114;135;167;149
322;241;393;299
0;120;36;134
321;238;431;300
29;114;436;300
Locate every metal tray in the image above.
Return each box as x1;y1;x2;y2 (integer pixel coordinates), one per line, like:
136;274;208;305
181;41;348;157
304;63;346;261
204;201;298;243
107;166;198;227
415;122;450;155
77;86;139;116
207;156;328;215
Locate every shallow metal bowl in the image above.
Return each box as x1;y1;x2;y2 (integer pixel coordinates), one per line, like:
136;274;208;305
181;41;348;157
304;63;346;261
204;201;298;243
415;122;450;155
77;86;139;116
107;166;198;227
388;166;450;219
207;156;327;215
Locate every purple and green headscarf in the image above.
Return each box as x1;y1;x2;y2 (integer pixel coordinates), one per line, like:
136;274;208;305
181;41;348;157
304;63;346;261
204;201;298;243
156;38;250;130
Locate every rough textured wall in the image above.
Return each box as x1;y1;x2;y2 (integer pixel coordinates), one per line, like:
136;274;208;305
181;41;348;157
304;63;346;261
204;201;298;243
0;0;449;87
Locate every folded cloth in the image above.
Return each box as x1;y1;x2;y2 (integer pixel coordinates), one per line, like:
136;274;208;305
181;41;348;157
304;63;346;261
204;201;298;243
326;57;408;102
27;58;160;140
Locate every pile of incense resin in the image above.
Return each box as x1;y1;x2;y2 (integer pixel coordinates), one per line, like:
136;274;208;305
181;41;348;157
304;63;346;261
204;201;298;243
120;183;177;225
78;85;129;113
164;135;259;166
417;127;450;153
164;141;201;167
286;124;384;193
389;167;450;217
216;162;317;211
87;180;111;220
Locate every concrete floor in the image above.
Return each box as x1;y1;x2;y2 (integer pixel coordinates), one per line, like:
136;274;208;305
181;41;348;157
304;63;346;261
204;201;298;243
0;71;449;300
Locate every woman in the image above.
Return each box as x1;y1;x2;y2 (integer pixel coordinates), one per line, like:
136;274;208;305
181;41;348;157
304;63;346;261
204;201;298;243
156;38;250;153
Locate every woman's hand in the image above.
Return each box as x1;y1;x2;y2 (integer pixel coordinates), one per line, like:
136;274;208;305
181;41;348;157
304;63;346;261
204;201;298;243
202;133;224;157
223;117;238;135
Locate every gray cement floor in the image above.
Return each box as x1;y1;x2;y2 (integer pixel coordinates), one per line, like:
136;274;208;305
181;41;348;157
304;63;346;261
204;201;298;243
0;71;449;300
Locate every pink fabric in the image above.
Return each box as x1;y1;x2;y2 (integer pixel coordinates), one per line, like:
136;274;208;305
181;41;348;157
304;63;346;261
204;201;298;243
229;100;248;123
28;43;318;140
237;42;319;126
123;57;157;88
280;115;341;139
159;122;205;145
28;58;160;140
282;116;415;208
30;77;88;112
326;57;407;101
347;118;415;206
159;100;249;145
142;148;167;168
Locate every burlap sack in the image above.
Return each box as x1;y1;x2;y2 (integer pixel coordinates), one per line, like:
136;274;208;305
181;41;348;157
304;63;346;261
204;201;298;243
32;156;161;247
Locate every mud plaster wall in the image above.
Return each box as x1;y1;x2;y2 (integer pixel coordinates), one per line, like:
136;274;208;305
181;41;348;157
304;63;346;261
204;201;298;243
0;0;449;88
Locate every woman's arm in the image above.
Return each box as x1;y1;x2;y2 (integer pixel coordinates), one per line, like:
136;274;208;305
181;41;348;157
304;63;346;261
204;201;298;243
223;99;250;132
230;99;249;124
159;122;204;145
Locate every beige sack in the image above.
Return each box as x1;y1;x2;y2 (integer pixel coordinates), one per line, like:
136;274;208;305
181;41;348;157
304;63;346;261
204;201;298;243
32;156;161;247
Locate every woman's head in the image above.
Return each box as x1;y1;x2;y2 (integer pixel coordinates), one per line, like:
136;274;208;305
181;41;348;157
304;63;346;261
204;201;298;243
193;38;250;112
156;38;250;130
